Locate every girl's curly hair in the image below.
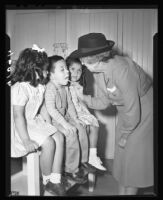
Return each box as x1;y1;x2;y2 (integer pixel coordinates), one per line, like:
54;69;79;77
9;48;49;87
66;56;86;88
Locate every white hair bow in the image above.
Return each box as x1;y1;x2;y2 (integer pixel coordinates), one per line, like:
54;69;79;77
32;44;45;52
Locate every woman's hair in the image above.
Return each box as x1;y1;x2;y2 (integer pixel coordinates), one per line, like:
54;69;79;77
10;48;49;87
66;56;86;87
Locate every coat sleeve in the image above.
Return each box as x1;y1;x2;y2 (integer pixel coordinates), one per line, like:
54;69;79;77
114;61;141;135
83;93;111;110
83;73;112;110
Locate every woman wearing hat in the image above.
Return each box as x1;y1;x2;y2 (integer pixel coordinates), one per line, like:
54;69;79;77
70;33;153;195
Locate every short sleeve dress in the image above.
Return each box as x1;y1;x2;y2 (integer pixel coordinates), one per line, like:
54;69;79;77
11;82;57;157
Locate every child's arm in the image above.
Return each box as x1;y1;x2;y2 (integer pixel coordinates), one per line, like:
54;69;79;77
75;87;110;110
55;123;73;137
13;105;39;153
45;84;68;126
45;84;76;135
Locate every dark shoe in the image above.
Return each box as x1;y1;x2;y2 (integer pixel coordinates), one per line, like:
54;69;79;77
61;176;71;188
45;181;66;196
64;171;87;184
81;162;96;173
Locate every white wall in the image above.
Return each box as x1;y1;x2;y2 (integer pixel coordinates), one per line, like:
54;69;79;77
6;9;157;159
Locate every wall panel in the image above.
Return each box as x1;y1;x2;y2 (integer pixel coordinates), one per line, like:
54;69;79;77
7;8;157;159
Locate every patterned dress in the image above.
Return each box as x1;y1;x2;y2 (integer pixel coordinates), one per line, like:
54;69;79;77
69;83;99;127
11;82;57;157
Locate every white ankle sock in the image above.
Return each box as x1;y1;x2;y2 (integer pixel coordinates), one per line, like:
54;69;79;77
89;148;97;157
42;174;51;185
50;173;61;184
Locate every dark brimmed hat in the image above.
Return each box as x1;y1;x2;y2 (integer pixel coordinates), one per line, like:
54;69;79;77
69;33;115;58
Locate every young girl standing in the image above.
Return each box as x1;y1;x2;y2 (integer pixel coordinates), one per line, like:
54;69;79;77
66;56;106;171
10;45;66;196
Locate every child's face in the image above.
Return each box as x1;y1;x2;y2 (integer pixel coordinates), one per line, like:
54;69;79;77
50;59;69;86
69;63;82;82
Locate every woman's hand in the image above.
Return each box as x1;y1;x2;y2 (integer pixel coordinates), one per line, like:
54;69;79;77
23;139;39;153
107;87;124;106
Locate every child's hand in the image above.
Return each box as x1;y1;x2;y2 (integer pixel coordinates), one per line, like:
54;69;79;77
56;124;69;136
74;118;86;127
64;122;77;136
23;139;39;153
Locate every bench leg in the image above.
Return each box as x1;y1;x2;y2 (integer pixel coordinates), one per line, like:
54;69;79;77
27;152;40;195
88;172;95;192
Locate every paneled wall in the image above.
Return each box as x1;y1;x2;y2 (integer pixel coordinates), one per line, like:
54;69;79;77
6;9;157;159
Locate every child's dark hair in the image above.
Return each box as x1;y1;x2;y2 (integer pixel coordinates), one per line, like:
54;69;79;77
9;48;49;87
48;55;64;72
47;55;64;80
66;56;86;87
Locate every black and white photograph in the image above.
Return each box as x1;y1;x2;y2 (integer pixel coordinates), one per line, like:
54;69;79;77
6;5;158;197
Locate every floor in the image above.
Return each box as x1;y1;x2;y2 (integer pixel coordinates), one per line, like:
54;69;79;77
10;159;155;196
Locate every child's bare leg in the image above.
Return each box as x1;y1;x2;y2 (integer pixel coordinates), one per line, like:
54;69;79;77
40;136;55;176
89;125;99;157
89;125;99;148
40;134;66;196
88;125;106;171
51;131;64;173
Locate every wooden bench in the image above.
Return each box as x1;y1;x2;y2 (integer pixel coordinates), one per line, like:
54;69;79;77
14;151;96;196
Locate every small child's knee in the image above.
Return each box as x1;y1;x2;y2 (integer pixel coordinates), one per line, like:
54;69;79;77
42;136;55;150
53;131;64;145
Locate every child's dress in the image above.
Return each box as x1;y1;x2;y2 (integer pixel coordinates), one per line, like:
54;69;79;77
69;83;99;127
11;82;57;157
